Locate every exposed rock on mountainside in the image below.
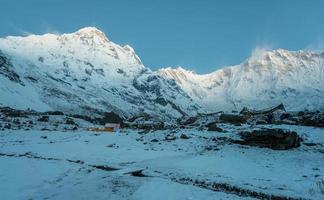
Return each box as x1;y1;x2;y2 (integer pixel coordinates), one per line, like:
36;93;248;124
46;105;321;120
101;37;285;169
0;51;24;85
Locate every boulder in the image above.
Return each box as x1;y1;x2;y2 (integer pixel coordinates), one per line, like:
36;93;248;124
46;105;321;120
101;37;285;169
235;128;302;150
219;114;247;125
206;122;223;132
180;133;190;139
300;112;324;127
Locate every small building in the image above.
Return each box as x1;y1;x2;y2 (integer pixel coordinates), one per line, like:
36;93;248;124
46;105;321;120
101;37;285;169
88;111;124;133
105;123;121;132
87;123;121;133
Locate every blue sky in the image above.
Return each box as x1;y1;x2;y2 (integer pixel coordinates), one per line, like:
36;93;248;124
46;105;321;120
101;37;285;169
1;0;324;73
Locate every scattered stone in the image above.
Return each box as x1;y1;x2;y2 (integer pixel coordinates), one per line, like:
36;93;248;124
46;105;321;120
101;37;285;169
297;111;305;116
180;133;190;139
126;169;147;177
65;117;76;125
256;120;268;125
303;142;318;147
165;134;176;141
40;136;47;139
38;56;44;62
181;117;197;125
131;170;147;177
91;165;119;171
235;128;302;150
179;125;186;129
280;112;291;120
106;144;115;148
281;119;296;125
12;119;20;125
37;116;49;122
4;123;11;129
205;146;213;151
67;159;84;164
151;139;159;142
45;111;64;115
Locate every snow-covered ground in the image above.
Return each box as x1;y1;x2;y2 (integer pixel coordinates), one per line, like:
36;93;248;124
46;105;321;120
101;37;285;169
0;125;323;199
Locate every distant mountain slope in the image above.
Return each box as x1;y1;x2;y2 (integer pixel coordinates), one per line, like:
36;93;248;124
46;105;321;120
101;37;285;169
0;27;198;119
159;49;324;112
1;27;323;118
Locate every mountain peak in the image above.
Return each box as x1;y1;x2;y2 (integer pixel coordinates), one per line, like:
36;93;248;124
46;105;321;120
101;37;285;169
67;27;109;43
75;27;103;34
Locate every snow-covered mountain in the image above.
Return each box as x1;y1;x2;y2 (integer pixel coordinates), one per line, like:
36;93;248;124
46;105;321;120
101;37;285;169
0;27;198;119
160;49;324;112
1;27;323;118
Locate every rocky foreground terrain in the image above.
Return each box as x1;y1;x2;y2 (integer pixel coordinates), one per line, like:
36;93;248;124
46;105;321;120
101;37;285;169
1;106;324;200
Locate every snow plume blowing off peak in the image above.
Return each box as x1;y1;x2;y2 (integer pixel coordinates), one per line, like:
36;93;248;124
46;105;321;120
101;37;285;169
0;27;324;118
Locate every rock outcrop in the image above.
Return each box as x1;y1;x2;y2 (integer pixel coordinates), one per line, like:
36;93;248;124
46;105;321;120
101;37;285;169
235;128;302;150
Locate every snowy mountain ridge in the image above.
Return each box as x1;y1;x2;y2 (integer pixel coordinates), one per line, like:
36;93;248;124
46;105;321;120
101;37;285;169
0;27;198;119
160;48;324;112
0;27;323;119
